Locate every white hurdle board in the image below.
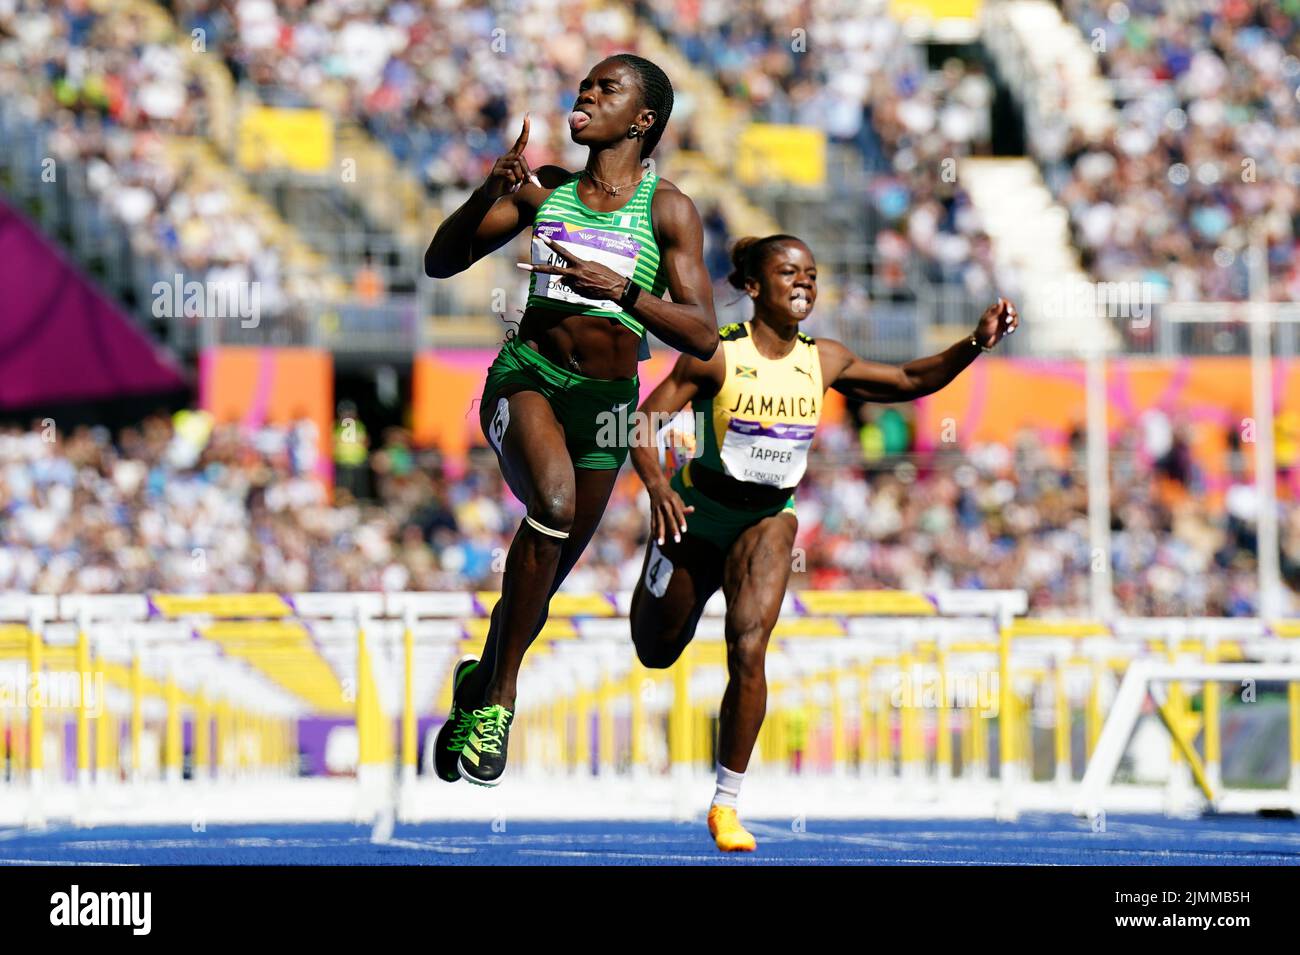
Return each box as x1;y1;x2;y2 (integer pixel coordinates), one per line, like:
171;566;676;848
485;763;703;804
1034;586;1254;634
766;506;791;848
1074;659;1300;818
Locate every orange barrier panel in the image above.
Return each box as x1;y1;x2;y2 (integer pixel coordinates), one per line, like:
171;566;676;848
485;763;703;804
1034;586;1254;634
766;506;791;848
199;347;334;484
914;356;1300;496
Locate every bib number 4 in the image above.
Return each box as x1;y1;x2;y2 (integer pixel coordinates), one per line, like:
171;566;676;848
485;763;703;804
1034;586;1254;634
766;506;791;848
644;542;673;598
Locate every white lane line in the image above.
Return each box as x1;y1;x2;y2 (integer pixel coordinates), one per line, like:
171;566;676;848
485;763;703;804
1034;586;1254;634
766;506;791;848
744;823;916;850
514;849;1050;865
55;838;367;851
744;824;1300;861
517;849;749;862
377;838;477;854
889;858;1071;866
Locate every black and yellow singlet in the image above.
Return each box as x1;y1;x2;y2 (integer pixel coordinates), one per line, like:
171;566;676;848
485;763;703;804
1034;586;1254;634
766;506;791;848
692;320;823;490
662;321;823;550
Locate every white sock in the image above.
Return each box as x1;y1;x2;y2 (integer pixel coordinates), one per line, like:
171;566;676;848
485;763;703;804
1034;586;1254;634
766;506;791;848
712;764;744;809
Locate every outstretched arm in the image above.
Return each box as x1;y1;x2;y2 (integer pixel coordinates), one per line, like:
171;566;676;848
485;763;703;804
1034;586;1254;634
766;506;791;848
821;297;1018;402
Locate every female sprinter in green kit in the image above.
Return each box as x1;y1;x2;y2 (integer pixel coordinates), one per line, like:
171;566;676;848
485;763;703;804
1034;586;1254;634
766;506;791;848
629;235;1018;850
423;55;718;786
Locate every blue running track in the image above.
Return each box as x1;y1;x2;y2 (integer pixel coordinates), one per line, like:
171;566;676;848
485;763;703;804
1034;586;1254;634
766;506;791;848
0;814;1297;865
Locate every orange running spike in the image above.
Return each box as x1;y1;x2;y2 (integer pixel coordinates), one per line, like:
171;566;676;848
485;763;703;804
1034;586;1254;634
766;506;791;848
707;805;757;852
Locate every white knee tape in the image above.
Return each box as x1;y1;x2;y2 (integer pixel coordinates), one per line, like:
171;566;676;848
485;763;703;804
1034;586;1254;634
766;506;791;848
525;514;570;539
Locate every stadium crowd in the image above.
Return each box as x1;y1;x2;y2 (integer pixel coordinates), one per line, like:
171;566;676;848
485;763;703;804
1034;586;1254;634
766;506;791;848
1;412;1296;618
1048;0;1300;311
2;0;1019;327
158;0;996;291
0;0;335;312
167;0;685;188
632;0;999;303
8;0;1296;323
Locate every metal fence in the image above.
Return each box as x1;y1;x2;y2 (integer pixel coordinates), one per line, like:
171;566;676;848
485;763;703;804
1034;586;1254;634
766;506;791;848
176;298;429;363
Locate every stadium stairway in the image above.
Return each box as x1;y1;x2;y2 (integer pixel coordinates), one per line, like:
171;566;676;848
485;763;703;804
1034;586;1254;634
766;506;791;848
629;6;999;357
625;8;906;338
969;0;1121;355
981;0;1116;150
159;137;348;302
310;0;788;345
321;125;519;348
958;157;1116;354
0;3;343;359
133;0;351;313
956;0;1128;356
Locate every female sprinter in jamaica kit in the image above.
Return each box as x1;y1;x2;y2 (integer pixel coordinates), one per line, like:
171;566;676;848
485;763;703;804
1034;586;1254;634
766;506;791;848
423;54;718;786
628;235;1019;851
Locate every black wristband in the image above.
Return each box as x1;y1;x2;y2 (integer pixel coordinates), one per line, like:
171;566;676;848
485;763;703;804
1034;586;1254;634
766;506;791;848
619;278;641;311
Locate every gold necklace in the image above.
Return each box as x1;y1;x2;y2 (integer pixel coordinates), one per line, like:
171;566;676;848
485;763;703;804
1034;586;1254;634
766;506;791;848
582;168;645;196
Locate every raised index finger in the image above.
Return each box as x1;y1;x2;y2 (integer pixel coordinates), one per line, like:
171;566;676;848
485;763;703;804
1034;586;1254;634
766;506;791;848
508;114;530;156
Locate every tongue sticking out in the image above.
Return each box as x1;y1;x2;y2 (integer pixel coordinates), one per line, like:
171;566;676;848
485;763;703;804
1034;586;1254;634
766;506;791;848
569;111;591;131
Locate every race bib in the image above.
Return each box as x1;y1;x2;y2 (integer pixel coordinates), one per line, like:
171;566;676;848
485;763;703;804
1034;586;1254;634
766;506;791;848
531;220;639;312
644;542;673;598
487;397;509;455
719;419;816;488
